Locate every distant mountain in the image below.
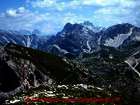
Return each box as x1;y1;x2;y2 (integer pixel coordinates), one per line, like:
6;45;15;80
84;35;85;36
45;23;140;57
101;23;139;48
0;22;140;58
45;22;100;57
0;29;50;50
81;21;104;33
0;21;140;104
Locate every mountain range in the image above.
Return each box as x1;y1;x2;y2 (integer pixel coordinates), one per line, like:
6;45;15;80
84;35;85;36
0;22;140;57
0;21;140;105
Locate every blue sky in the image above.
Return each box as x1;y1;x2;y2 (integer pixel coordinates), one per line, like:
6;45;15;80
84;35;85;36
0;0;139;34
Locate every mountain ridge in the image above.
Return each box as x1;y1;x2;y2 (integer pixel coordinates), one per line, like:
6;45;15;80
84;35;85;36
0;22;140;104
0;22;140;57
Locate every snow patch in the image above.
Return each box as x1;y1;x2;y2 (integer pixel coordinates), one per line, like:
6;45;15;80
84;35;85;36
58;85;68;89
83;40;92;53
104;28;133;47
96;87;104;90
98;35;102;45
9;99;20;104
53;44;69;54
9;38;17;44
125;60;140;77
26;36;33;47
2;36;10;43
135;36;140;41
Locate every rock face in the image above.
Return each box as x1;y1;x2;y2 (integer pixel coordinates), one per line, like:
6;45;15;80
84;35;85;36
77;45;140;105
102;23;140;48
100;23;134;47
45;22;101;57
0;22;140;105
0;59;20;92
0;44;91;103
0;22;140;57
44;23;140;57
1;44;140;104
0;29;49;50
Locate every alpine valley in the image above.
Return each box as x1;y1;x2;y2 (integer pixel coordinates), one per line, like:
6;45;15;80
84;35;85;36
0;21;140;105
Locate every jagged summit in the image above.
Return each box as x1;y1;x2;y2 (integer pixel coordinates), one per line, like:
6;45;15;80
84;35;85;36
0;22;140;57
81;21;103;32
0;22;140;104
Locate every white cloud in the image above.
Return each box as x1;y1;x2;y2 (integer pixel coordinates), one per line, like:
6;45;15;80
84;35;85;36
30;0;70;11
28;0;138;11
0;0;139;34
18;7;26;13
93;8;137;27
0;7;50;33
6;7;29;17
82;0;115;6
6;9;17;17
94;7;130;16
82;0;137;7
31;0;56;8
62;12;89;24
